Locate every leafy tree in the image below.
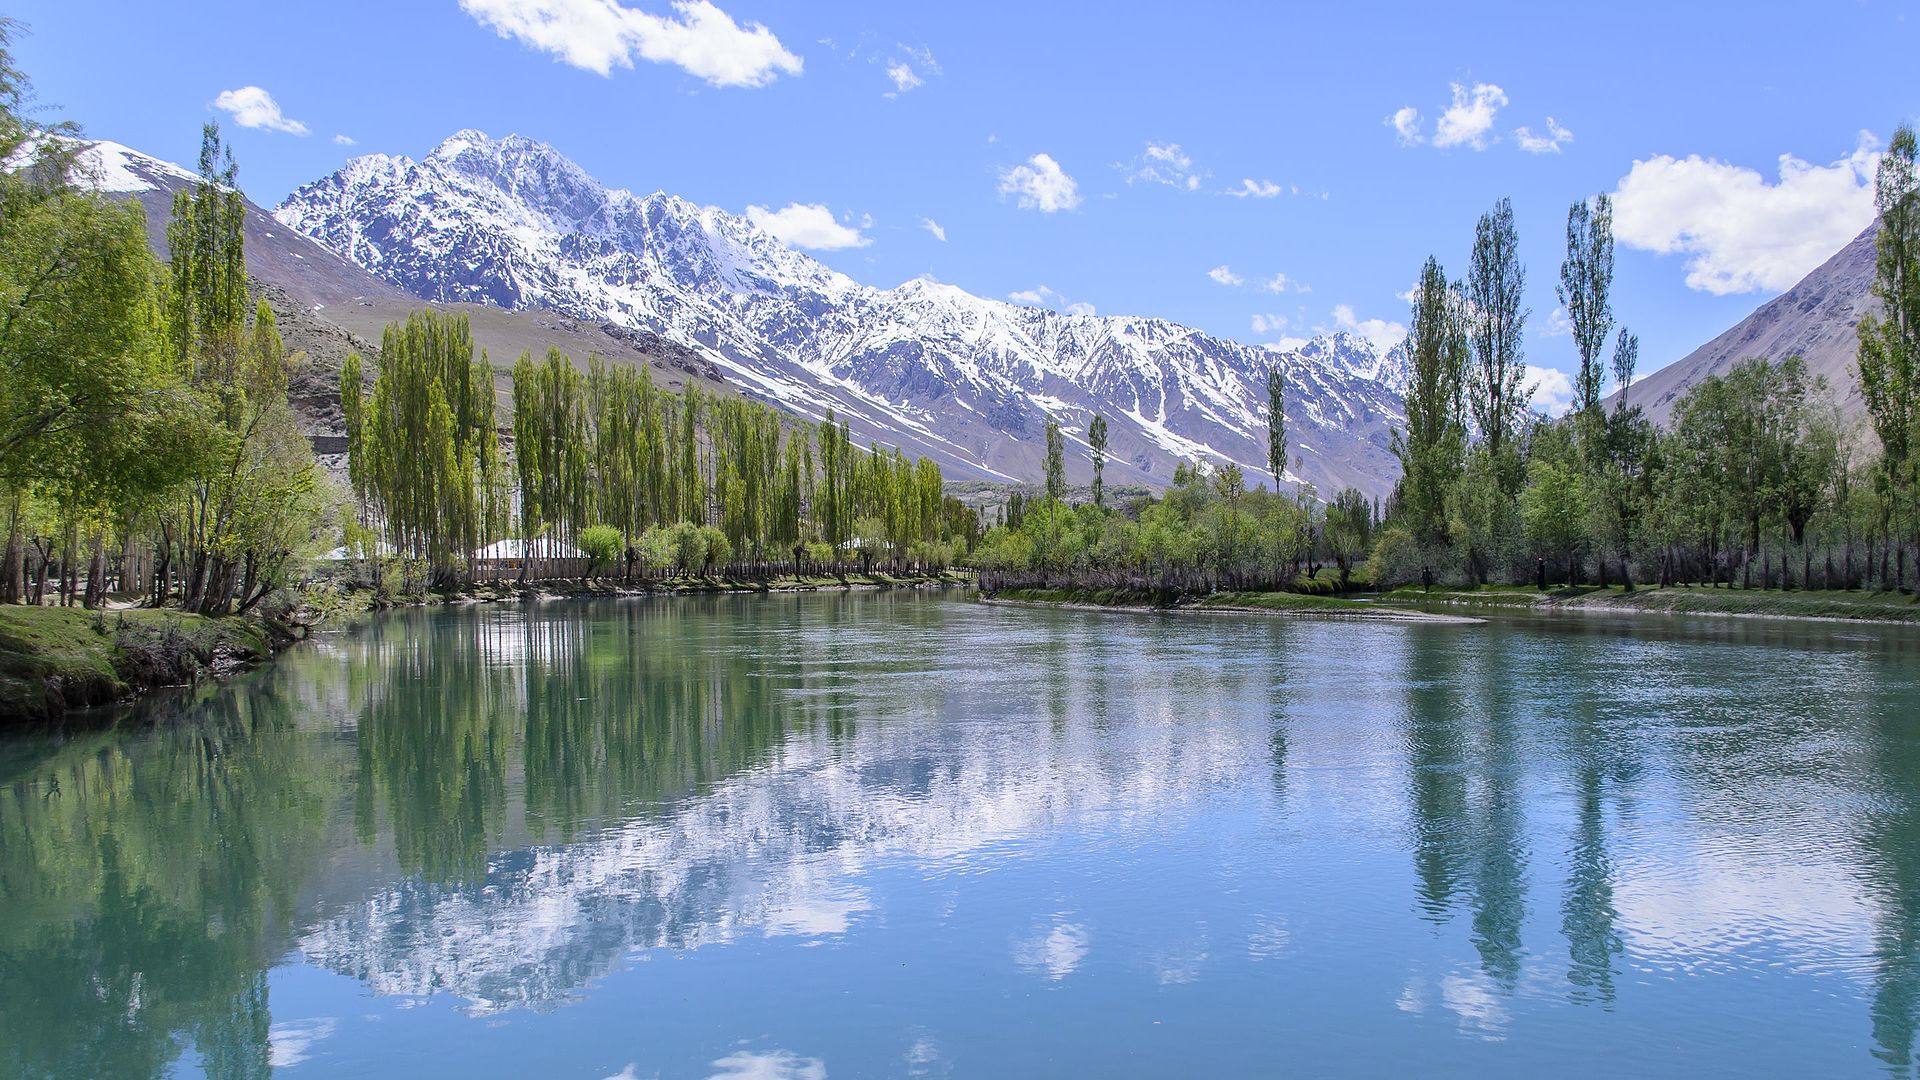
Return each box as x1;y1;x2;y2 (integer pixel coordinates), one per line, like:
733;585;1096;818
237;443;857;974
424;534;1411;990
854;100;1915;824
1393;257;1468;547
1466;197;1530;462
1266;366;1287;487
1088;413;1109;507
1560;194;1616;416
1045;418;1066;501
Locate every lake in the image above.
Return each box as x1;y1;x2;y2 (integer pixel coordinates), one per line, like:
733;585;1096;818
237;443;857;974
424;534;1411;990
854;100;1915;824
4;591;1920;1078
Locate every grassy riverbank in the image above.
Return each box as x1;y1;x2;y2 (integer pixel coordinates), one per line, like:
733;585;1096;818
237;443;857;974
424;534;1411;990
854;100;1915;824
1381;583;1920;623
0;606;279;724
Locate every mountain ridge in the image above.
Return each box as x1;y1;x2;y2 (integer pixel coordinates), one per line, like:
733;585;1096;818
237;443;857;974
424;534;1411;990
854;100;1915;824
275;129;1413;498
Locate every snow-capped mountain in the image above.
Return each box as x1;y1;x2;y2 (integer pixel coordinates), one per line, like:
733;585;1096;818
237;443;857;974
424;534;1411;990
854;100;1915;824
277;130;1409;496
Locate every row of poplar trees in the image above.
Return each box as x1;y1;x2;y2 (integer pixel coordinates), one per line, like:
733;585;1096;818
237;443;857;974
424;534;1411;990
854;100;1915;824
1382;122;1920;591
341;317;979;583
0;22;325;613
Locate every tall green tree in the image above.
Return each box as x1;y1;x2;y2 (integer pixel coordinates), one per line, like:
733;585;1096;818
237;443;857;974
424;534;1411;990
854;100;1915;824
1087;413;1109;508
1393;257;1468;547
1266;366;1287;487
1466;197;1530;461
1559;194;1616;416
1044;417;1066;501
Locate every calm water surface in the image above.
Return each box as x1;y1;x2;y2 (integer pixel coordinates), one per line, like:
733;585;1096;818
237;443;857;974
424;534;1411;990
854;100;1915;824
5;592;1920;1078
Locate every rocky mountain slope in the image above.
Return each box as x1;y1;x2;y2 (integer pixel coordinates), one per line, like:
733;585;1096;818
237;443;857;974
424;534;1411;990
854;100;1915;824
77;141;733;449
1621;222;1880;426
275;130;1411;498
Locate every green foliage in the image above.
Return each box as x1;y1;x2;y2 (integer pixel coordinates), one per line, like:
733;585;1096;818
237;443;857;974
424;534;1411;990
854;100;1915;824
1088;413;1109;507
1560;193;1616;414
577;524;622;577
1044;418;1066;501
1393;256;1468;547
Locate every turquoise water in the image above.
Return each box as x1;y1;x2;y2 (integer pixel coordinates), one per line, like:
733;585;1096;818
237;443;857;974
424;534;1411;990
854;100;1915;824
4;592;1920;1078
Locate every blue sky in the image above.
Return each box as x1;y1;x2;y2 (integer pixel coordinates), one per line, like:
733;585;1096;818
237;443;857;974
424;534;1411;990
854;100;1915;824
11;0;1915;409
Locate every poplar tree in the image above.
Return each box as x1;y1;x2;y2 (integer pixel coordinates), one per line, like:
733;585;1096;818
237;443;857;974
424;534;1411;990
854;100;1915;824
1044;418;1066;502
1266;367;1286;488
1392;257;1468;547
1560;194;1616;417
1088;414;1109;508
1466;197;1529;462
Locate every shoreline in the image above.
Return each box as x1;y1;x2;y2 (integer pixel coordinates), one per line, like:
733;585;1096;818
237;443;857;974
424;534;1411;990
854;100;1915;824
1380;585;1920;628
978;588;1482;624
981;582;1920;630
1;573;974;726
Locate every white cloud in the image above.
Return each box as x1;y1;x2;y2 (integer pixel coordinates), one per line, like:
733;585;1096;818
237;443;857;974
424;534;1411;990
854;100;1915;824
1524;364;1576;416
1387;105;1423;146
885;61;922;93
1251;313;1289;334
1542;305;1573;337
1333;304;1407;356
1515;116;1573;154
1066;301;1096;317
1612;133;1880;294
918;217;946;242
707;1049;827;1080
1262;272;1308;294
1395;282;1420;306
458;0;802;87
1433;81;1507;150
332;133;356;147
1228;178;1284;199
213;86;309;135
744;202;870;249
1208;264;1244;286
998;153;1081;212
1273;335;1311;352
1124;141;1204;191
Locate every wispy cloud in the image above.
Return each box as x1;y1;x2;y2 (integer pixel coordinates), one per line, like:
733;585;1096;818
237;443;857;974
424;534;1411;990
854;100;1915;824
919;217;946;242
1227;178;1283;198
1515;117;1573;154
1122;141;1205;191
1208;264;1244;286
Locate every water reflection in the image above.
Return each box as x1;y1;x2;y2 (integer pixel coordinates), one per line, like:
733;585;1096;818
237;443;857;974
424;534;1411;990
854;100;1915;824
0;595;1917;1077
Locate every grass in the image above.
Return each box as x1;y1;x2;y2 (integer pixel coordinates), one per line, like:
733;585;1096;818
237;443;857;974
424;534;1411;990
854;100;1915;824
1381;583;1920;623
0;605;269;725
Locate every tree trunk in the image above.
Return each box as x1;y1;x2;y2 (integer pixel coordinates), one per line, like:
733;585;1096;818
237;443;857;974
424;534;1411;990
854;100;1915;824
83;533;106;610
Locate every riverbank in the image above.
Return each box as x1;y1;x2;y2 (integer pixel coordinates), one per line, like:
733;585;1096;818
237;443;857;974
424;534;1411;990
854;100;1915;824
0;606;290;724
1380;583;1920;624
981;586;1481;623
310;569;975;616
1;572;973;725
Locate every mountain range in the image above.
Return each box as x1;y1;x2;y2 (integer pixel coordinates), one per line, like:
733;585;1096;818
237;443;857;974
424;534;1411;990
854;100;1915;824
270;130;1411;498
